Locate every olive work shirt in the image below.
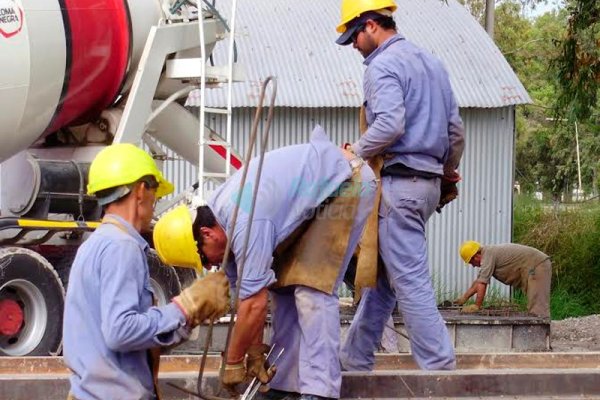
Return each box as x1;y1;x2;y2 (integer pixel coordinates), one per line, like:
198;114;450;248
476;243;550;291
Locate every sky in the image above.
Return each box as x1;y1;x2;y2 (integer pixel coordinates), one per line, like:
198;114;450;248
523;0;565;18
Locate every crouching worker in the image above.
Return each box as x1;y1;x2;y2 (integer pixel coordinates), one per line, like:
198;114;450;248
154;126;376;400
63;144;230;400
456;241;552;318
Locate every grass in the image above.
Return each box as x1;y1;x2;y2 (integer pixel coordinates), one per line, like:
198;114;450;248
513;194;600;319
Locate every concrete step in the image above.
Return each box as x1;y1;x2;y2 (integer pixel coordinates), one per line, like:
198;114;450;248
2;353;599;399
3;353;598;374
2;369;599;399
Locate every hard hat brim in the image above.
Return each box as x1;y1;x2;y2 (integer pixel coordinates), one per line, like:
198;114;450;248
336;23;361;45
156;178;174;198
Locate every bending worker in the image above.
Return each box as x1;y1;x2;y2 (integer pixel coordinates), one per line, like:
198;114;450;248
63;144;230;400
335;0;464;371
154;126;376;400
456;241;552;318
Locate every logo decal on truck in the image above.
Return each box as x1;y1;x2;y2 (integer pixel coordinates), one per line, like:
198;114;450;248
0;0;23;39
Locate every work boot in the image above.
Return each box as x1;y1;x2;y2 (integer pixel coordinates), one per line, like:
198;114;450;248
299;395;336;400
254;389;300;400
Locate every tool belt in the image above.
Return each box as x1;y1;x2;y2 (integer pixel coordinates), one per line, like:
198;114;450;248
271;168;362;295
381;163;441;179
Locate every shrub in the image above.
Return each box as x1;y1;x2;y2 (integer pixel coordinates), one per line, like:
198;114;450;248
513;195;600;318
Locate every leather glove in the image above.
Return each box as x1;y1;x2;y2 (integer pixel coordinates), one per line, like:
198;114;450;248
246;343;277;384
461;304;480;313
453;296;467;306
436;172;461;213
220;361;246;396
172;270;230;327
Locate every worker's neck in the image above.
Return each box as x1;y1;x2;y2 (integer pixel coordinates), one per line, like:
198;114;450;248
375;29;396;47
105;200;143;232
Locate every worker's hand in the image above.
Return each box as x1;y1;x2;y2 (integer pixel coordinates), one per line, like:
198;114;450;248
436;172;461;213
461;304;480;313
220;361;246;397
246;343;277;384
172;270;230;327
453;296;467;306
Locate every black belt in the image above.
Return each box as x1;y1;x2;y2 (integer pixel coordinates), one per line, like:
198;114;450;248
381;163;441;179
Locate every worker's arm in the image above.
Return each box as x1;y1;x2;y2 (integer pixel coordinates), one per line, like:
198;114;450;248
442;71;465;177
221;288;271;395
226;287;268;363
473;281;487;308
225;219;277;363
456;280;487;307
352;62;406;159
100;241;189;351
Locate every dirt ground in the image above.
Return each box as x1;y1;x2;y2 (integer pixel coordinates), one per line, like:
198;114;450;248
551;314;600;352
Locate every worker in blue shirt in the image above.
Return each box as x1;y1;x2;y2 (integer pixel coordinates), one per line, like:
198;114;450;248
335;0;464;371
63;144;230;400
154;126;376;400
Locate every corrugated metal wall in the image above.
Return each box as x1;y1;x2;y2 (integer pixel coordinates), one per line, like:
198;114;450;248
427;107;514;300
163;106;514;299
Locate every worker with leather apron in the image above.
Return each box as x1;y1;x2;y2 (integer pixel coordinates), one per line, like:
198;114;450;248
334;0;464;372
155;126;376;400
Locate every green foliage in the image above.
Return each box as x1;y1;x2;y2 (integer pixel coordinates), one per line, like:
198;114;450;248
514;197;600;317
551;0;600;121
481;0;600;198
549;286;589;320
512;194;544;241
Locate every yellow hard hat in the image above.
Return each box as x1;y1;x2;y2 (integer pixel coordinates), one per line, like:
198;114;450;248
153;205;203;271
87;143;174;198
336;0;397;33
460;241;481;264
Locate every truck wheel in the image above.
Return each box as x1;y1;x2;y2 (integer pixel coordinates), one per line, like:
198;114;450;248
0;248;64;356
147;250;181;306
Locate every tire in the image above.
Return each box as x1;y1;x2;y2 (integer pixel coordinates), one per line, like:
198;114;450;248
52;248;78;292
147;250;181;307
0;247;64;356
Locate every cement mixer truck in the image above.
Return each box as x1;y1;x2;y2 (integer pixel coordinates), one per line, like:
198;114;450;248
0;0;242;356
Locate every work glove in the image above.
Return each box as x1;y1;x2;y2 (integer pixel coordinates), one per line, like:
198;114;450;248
461;304;480;313
436;172;461;213
453;296;467;306
172;270;230;327
246;343;277;384
220;360;246;396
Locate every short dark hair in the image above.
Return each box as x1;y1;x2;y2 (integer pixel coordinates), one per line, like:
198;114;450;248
372;15;396;30
192;205;218;248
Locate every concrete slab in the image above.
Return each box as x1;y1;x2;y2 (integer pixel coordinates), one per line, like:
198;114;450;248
2;352;599;375
175;311;551;354
2;368;600;399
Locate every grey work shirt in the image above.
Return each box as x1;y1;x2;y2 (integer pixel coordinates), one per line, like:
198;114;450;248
208;126;374;300
63;214;189;400
476;244;550;290
352;34;464;176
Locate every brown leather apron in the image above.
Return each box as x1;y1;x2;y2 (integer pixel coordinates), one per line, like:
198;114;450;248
272;168;362;294
351;105;382;303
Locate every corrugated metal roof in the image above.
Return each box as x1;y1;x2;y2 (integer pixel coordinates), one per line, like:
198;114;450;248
186;0;531;108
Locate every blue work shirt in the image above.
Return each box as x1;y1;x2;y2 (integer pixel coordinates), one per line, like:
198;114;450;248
63;214;189;400
208;126;363;299
352;34;464;176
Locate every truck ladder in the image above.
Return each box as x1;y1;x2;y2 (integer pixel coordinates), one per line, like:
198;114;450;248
195;0;239;205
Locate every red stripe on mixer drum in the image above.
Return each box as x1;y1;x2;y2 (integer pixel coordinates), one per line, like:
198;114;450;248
44;0;131;134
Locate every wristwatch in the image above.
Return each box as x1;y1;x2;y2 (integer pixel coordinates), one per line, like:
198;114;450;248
349;155;365;170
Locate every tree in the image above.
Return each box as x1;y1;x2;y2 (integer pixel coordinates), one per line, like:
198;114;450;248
456;0;598;198
551;0;600;121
